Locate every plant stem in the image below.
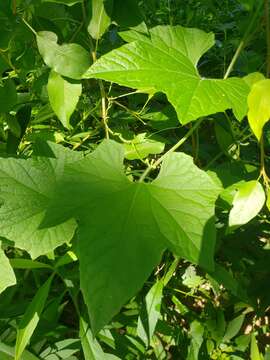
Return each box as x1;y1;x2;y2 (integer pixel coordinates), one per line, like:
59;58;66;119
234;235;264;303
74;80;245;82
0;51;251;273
265;0;270;76
224;1;263;79
138;118;203;182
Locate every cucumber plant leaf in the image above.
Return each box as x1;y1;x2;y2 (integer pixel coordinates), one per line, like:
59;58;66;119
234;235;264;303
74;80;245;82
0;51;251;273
37;31;91;79
84;25;250;124
0;153;77;258
47;71;82;129
229;180;265;228
0;244;16;294
41;139;219;333
248;79;270;140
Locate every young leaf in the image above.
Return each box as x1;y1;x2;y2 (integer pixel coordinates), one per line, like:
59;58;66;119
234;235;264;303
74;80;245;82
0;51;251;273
124;133;165;160
248;79;270;140
223;315;245;342
47;71;82;129
0;245;16;294
88;0;113;40
187;321;204;360
36;31;91;79
41;139;219;333
0;153;77;258
84;25;249;124
15;276;53;360
229;180;265;228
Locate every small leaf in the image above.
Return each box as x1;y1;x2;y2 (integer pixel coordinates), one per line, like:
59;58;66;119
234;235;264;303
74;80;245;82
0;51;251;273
15;276;53;360
36;31;91;79
137;278;164;345
88;0;113;40
229;180;265;228
250;333;263;360
187;321;204;360
124;133;165;160
267;189;270;211
48;71;82;129
0;244;16;294
80;315;120;359
223;315;245;342
248;79;270;140
41;0;82;5
0;79;17;113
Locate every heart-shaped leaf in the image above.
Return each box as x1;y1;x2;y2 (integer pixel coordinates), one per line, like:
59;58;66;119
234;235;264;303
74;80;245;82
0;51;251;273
37;31;91;79
41;140;219;333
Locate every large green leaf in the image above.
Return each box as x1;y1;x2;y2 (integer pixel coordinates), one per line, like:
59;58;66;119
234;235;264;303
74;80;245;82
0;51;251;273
0;244;16;294
37;31;91;79
47;71;82;129
41;140;219;333
84;26;249;124
0;147;77;258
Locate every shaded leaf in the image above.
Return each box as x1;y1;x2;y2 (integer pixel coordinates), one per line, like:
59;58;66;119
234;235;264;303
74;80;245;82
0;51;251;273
15;276;53;360
42;139;219;333
37;31;91;79
0;79;17;113
124;133;165;160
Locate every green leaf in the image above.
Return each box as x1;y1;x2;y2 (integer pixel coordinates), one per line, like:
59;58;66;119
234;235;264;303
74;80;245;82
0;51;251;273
223;315;245;342
0;342;39;360
187;321;204;360
15;276;53;360
0;79;17;113
80;315;120;359
88;0;114;40
0;244;16;294
124;133;165;160
41;0;82;5
243;72;265;87
229;180;265;228
0;152;77;258
47;71;82;129
267;189;270;211
84;25;249;124
36;31;91;79
137;278;164;345
248;79;270;140
42;139;219;333
250;333;263;360
112;0;146;31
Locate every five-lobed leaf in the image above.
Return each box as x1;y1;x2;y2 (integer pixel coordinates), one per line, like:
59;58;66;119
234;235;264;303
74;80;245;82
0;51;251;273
47;71;82;129
84;25;250;124
41;139;219;333
247;79;270;140
229;180;265;228
37;31;91;79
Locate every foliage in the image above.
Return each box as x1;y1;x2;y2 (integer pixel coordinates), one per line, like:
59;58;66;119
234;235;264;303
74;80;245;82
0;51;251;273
0;0;269;359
